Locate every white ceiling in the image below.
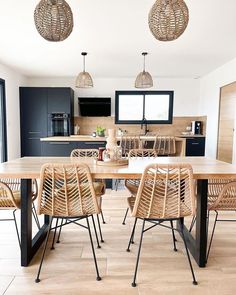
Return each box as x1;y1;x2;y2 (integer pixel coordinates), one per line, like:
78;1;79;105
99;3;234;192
0;0;236;78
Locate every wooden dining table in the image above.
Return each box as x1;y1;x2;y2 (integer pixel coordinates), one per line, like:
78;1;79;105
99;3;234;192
1;156;236;268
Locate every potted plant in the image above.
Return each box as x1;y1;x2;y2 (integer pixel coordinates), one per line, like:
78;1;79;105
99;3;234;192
96;126;106;137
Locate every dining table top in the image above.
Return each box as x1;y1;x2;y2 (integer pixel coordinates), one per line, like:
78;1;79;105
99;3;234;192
0;156;236;180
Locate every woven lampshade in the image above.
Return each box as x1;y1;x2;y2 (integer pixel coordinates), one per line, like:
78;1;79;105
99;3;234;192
76;52;94;88
148;0;189;42
135;52;153;89
34;0;74;42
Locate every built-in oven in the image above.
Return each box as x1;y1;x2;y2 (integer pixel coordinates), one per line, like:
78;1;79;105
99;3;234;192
48;113;71;136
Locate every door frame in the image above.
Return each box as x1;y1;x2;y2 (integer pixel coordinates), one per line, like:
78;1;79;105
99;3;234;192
0;79;7;162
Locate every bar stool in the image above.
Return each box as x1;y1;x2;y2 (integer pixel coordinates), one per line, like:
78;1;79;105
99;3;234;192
153;136;176;156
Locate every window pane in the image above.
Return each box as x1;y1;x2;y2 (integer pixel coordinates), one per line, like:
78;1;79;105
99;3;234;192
118;95;143;121
145;95;170;121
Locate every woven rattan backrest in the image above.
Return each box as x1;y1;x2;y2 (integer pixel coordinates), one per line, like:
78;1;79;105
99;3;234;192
153;136;176;156
37;163;100;217
120;136;141;157
208;179;234;196
0;181;19;209
70;149;98;159
208;181;236;211
132;163;195;219
128;149;157;159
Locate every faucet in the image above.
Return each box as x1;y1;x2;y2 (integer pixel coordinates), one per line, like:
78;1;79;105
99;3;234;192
141;118;149;135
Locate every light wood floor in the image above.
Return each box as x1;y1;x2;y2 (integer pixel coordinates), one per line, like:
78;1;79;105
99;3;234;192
1;189;236;294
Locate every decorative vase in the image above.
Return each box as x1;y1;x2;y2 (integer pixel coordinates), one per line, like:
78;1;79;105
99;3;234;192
106;129;117;161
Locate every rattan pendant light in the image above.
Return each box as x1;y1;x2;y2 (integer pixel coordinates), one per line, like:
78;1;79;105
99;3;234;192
34;0;74;42
135;52;153;89
75;52;94;88
149;0;189;42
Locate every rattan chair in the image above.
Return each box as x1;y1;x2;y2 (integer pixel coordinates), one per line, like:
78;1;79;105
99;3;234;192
122;149;157;225
206;180;236;261
0;178;39;248
153;136;176;156
127;163;197;287
35;163;102;283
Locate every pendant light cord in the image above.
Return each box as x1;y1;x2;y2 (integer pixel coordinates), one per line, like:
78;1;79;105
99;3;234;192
83;55;85;72
143;54;146;72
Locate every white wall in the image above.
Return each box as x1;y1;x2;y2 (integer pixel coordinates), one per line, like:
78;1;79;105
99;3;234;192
199;57;236;158
0;63;27;160
27;77;201;117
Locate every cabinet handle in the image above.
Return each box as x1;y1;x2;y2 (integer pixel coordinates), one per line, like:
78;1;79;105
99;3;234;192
28;131;41;134
84;142;106;145
49;142;70;145
191;143;199;145
28;138;40;140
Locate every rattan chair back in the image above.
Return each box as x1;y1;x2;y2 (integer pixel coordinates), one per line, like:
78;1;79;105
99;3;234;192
70;149;98;159
128;149;157;159
37;163;100;217
132;163;195;219
120;136;141;157
208;181;236;211
153;136;176;156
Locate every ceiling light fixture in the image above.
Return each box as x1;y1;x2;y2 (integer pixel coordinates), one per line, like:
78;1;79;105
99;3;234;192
135;52;153;89
34;0;74;42
75;52;94;88
149;0;189;42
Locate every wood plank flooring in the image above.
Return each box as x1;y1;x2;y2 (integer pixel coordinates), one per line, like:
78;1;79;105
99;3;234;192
1;189;236;294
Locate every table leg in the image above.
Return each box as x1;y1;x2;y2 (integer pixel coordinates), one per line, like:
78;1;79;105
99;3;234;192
177;179;208;267
21;179;49;266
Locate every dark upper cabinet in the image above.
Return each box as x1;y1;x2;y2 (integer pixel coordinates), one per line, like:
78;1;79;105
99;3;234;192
47;88;74;114
185;137;205;156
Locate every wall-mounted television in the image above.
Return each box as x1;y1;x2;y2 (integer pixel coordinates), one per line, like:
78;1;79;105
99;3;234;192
115;91;174;124
79;97;111;117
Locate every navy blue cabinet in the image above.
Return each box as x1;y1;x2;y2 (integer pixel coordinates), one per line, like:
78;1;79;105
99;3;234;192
185;137;205;156
20;88;48;156
41;141;77;157
47;88;74;114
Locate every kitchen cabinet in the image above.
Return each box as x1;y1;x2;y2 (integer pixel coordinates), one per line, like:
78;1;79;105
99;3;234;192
185;137;205;156
20;87;74;156
20;87;48;156
47;88;74;114
41;141;77;157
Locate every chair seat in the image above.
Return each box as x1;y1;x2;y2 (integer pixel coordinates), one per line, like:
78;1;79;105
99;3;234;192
127;196;136;212
125;180;139;196
0;190;21;209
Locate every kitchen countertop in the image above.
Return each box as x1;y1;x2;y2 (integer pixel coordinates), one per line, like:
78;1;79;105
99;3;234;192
40;134;205;142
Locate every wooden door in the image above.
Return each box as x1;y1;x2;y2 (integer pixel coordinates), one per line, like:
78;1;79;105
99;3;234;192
217;82;236;163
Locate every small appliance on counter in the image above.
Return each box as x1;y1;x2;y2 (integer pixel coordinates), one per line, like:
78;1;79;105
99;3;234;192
191;121;202;135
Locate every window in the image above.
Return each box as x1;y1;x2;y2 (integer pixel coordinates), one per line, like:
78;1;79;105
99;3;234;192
115;91;174;124
0;79;7;162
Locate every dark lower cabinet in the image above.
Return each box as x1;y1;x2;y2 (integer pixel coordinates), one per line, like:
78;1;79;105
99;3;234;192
41;142;77;156
185;137;205;156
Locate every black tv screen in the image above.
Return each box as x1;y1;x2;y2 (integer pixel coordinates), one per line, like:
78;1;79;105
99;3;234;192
79;97;111;117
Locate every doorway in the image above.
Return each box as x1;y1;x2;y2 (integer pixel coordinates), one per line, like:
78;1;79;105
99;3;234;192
217;81;236;163
0;79;7;162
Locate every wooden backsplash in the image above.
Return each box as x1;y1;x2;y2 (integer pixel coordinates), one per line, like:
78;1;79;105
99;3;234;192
74;116;207;136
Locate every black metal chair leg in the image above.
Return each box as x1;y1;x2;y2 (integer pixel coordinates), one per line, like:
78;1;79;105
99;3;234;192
170;220;177;251
132;219;145;287
100;210;106;224
180;224;198;285
91;215;101;249
86;216;102;281
13;209;21;249
127;218;138;252
206;211;218;262
35;218;53;283
96;214;104;243
189;216;196;232
32;202;40;229
56;218;64;243
51;218;59;250
122;208;129;225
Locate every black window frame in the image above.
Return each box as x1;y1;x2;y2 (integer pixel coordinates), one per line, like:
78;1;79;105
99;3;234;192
115;90;174;125
0;79;7;162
